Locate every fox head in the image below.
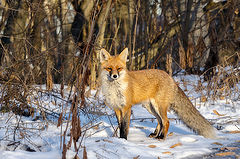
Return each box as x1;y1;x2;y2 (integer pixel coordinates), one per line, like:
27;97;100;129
100;48;128;81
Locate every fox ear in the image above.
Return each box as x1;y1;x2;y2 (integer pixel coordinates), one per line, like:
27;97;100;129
100;48;111;63
119;48;128;62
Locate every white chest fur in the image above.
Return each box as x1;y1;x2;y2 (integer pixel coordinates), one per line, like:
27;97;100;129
100;71;127;109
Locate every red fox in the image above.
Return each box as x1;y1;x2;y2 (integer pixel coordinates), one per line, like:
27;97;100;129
99;48;216;140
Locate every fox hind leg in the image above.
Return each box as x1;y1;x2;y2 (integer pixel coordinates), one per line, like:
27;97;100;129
156;102;169;139
143;101;164;139
144;99;170;140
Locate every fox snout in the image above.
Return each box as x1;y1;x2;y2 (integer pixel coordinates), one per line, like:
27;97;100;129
104;67;123;81
111;74;119;79
108;70;120;80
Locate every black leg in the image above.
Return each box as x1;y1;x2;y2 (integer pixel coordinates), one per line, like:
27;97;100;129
119;109;131;140
120;120;128;139
148;102;164;139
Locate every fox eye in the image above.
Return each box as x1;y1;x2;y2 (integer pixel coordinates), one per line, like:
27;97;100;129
117;68;123;71
105;67;112;71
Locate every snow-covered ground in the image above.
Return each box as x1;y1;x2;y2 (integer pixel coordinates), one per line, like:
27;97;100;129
0;74;239;159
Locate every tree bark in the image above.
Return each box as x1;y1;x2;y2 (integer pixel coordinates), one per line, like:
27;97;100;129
0;0;21;65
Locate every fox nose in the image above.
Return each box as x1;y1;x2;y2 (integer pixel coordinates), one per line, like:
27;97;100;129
111;74;118;79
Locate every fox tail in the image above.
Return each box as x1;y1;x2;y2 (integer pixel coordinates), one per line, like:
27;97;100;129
171;86;216;139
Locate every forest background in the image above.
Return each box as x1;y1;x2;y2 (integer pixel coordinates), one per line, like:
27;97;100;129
0;0;239;158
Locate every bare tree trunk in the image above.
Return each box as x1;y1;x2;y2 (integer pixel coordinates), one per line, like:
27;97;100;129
144;1;150;68
0;0;21;65
71;0;94;44
128;0;134;70
90;0;112;90
29;0;45;83
166;39;173;76
182;0;193;51
132;0;140;70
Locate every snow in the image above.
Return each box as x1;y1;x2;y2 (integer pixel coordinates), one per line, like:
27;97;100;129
0;74;240;159
0;151;61;159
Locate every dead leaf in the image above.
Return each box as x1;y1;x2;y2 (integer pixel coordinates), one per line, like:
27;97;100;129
93;125;99;130
170;142;182;148
62;143;67;159
83;146;88;159
235;8;239;15
220;147;238;151
60;83;64;98
178;38;186;69
227;131;240;134
219;96;225;100
103;139;113;143
134;126;145;129
213;110;225;116
133;155;140;159
168;132;174;137
215;152;235;156
162;151;171;154
51;101;56;105
148;145;157;148
201;96;207;102
20;131;25;139
212;142;223;146
57;112;63;127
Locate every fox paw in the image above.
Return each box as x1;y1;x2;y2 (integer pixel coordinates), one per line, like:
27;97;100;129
149;133;165;140
149;133;158;138
155;135;165;140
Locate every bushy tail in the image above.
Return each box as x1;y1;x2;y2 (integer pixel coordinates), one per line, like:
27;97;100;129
170;86;216;139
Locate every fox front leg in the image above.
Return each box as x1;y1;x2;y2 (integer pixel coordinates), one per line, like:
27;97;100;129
114;107;131;140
